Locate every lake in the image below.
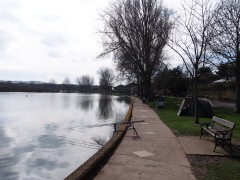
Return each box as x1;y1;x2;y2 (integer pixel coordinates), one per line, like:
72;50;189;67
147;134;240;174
0;92;130;180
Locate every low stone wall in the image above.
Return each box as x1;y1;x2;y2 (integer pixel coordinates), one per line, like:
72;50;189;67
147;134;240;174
65;101;134;180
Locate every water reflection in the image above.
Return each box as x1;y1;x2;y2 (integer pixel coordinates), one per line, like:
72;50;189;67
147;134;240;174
76;95;93;111
25;157;70;180
116;96;131;104
0;127;12;148
14;145;36;154
0;158;19;180
0;93;129;179
97;95;113;120
62;94;71;109
37;135;66;149
45;123;59;133
26;158;69;170
0;154;19;180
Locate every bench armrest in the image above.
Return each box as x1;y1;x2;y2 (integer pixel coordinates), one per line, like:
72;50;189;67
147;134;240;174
201;122;213;128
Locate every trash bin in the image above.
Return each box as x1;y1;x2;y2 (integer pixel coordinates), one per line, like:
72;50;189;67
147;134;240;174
156;96;164;108
142;96;148;103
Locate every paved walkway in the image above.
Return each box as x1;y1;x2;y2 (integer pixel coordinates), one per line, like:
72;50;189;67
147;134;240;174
94;99;195;180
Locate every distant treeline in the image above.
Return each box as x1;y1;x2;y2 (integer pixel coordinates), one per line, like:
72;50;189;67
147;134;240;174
0;82;101;93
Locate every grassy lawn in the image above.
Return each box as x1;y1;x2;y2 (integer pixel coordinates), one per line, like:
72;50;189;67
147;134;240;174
149;97;240;180
205;160;240;180
148;97;240;140
188;155;240;180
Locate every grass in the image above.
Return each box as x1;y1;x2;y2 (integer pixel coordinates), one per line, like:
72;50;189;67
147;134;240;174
188;155;240;180
205;160;240;180
148;97;240;140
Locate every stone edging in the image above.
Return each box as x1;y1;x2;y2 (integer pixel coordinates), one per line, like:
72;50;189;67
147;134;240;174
65;101;134;180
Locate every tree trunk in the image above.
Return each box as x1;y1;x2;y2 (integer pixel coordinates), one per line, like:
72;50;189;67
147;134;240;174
140;78;144;97
146;76;152;100
142;73;152;101
235;54;240;113
194;70;200;124
236;75;240;113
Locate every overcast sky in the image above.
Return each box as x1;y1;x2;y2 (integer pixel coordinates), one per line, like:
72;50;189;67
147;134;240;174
0;0;181;85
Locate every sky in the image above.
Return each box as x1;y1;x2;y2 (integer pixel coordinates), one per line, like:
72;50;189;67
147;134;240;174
0;0;182;85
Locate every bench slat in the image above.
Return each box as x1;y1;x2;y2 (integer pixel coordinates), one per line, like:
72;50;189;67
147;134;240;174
212;116;235;129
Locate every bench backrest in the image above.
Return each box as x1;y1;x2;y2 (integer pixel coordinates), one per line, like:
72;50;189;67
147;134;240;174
212;116;235;130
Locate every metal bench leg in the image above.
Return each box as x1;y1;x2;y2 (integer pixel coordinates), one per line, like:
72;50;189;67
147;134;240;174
213;144;217;152
214;138;219;152
228;141;233;152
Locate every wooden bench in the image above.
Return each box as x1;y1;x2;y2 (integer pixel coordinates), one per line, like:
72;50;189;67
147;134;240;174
200;116;235;151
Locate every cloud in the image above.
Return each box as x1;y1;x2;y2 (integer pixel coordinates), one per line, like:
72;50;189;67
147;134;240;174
0;0;20;22
41;35;68;47
0;0;114;83
0;11;20;23
48;50;62;58
0;31;13;51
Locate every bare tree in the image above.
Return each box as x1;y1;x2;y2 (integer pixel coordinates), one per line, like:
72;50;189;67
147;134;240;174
92;136;107;147
62;77;71;85
76;75;94;86
76;75;94;93
114;53;144;95
169;0;215;123
49;79;56;84
98;67;115;94
210;0;240;112
99;0;173;99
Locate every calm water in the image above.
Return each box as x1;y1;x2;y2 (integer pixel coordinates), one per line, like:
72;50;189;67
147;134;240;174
0;93;130;180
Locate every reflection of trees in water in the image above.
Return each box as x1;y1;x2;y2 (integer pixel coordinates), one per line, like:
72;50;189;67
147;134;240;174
97;96;113;120
76;96;93;111
92;136;107;147
116;96;131;104
77;100;93;111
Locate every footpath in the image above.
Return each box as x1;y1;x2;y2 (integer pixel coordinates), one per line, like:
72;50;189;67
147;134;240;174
94;98;195;180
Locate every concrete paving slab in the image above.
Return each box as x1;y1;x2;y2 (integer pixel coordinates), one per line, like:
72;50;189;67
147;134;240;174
94;98;195;180
141;122;150;125
178;136;240;156
143;131;156;135
133;150;155;157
